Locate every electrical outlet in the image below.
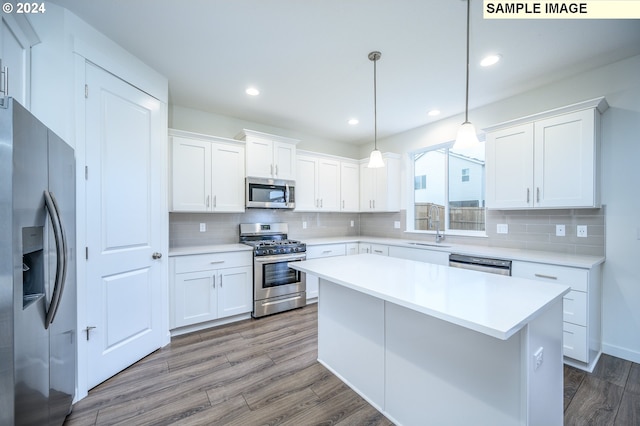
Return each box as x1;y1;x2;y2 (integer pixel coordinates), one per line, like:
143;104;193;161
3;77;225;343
302;221;307;229
199;223;206;232
556;224;565;236
497;224;509;234
577;225;588;238
394;221;401;229
350;220;354;227
534;347;544;371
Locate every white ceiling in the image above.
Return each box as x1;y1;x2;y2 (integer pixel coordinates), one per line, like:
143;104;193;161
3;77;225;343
51;0;640;145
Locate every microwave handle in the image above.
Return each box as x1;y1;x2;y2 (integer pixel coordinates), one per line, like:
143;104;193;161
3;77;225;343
285;183;289;203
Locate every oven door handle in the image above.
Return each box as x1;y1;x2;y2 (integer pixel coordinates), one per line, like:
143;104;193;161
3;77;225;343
254;253;307;264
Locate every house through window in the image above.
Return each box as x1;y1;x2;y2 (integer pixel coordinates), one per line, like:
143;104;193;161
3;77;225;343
411;142;486;233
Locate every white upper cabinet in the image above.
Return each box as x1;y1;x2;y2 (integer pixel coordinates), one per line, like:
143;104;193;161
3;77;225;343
360;153;401;212
486;98;607;209
1;14;40;108
170;129;245;212
296;153;341;211
237;129;298;180
340;161;360;212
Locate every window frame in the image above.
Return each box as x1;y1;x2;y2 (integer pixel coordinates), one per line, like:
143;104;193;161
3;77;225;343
406;141;487;238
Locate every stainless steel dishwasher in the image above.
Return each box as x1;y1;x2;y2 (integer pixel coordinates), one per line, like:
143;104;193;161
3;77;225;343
449;253;512;276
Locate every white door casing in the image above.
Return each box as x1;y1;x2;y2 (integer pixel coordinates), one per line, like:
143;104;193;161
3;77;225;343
84;62;163;388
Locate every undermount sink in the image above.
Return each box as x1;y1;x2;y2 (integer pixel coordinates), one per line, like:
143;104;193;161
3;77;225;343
407;242;451;248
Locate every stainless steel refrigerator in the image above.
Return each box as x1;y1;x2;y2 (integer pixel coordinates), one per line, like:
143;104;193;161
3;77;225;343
0;97;76;425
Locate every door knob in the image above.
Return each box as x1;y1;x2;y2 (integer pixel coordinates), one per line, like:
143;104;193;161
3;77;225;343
152;252;162;259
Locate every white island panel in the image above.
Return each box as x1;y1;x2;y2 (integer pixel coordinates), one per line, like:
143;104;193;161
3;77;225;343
318;281;385;410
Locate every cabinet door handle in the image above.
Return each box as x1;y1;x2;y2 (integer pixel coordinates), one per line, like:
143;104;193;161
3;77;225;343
270;164;274;176
320;199;323;208
373;200;375;209
214;195;217;208
322;250;332;254
220;274;223;287
275;165;279;176
210;260;225;264
526;188;530;203
536;187;540;203
0;65;7;96
374;250;383;254
534;273;558;280
212;275;216;288
342;200;345;209
206;195;210;208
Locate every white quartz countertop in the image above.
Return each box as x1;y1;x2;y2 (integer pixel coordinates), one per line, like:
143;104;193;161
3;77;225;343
169;244;253;257
290;254;571;340
302;236;604;269
168;235;604;268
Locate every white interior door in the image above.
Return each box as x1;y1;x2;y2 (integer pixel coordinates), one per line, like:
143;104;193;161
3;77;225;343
85;62;163;388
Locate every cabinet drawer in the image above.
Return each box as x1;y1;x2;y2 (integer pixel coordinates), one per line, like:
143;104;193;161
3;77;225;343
563;290;587;326
563;322;588;362
306;244;346;259
511;261;588;292
370;244;389;256
174;251;252;273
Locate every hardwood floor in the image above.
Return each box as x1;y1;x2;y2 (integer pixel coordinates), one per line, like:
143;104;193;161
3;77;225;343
65;304;640;425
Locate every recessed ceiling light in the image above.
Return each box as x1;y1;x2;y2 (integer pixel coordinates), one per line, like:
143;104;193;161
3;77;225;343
348;118;359;125
428;109;441;117
480;54;501;67
246;87;260;96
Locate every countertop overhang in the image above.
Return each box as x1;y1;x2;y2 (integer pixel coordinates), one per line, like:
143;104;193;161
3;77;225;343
290;254;570;340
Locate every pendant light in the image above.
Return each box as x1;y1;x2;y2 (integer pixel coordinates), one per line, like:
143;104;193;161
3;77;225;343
454;0;480;150
367;51;385;168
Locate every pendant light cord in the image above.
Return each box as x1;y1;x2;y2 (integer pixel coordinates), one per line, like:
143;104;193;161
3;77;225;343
464;0;471;123
373;54;378;150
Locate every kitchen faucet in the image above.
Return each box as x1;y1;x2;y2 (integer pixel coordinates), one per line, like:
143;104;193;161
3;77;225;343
429;204;445;243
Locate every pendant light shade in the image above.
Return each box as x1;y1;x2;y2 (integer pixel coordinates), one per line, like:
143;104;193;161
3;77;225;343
367;51;385;168
454;0;479;150
368;149;384;168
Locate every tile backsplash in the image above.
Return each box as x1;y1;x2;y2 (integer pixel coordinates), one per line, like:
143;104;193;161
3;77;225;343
170;207;605;257
170;211;360;247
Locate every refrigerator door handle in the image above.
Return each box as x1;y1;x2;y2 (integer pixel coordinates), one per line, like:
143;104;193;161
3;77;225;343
44;190;68;329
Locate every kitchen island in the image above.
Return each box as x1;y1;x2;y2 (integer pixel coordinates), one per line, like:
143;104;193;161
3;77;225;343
290;254;570;426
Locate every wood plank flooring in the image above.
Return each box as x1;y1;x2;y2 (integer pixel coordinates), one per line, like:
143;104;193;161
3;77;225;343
65;304;640;425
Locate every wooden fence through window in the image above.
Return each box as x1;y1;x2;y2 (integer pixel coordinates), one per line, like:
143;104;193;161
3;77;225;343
415;203;485;231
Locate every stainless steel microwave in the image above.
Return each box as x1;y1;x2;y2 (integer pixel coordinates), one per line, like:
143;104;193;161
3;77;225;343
246;177;295;209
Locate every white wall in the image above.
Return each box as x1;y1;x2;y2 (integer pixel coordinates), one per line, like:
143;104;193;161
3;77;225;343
371;55;640;363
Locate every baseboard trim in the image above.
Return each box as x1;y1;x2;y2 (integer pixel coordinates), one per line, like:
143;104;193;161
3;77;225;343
603;343;640;364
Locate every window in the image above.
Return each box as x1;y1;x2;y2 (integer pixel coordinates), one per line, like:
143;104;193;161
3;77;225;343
410;142;485;234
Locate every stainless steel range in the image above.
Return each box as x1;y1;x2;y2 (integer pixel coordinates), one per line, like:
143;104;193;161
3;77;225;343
239;223;306;318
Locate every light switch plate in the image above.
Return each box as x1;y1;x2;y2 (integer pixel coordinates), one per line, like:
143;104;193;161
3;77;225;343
394;221;401;229
577;225;588;238
497;224;509;234
350;220;354;227
303;221;307;229
199;223;206;232
556;224;565;236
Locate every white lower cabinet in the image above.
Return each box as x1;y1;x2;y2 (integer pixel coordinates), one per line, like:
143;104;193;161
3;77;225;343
170;251;252;331
512;260;602;370
305;244;348;301
359;243;389;256
346;242;359;255
387;246;449;265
